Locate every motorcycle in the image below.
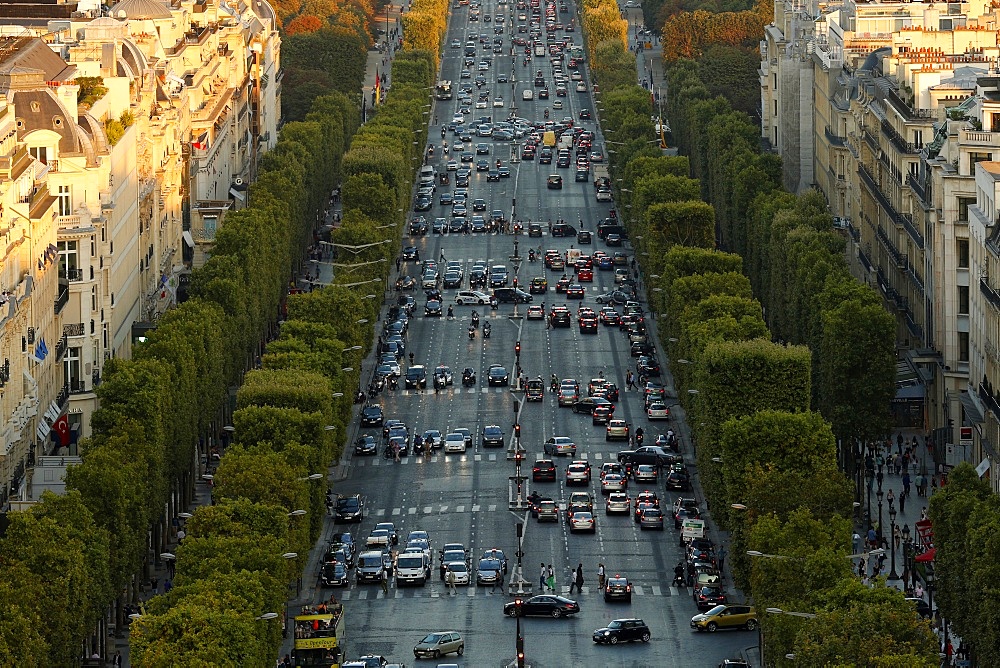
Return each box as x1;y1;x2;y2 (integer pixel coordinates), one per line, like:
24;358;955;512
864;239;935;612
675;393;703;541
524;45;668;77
427;145;435;157
550;379;559;393
462;368;477;386
471;313;480;328
636;431;644;446
447;305;455;319
528;249;536;262
443;142;450;154
483;322;491;339
354;390;367;404
441;127;446;138
434;373;447;390
468;326;476;340
388;377;399;391
496;159;502;169
544;108;549;119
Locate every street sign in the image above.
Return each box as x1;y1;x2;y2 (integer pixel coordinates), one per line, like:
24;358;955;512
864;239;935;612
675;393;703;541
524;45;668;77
681;519;705;539
960;426;973;447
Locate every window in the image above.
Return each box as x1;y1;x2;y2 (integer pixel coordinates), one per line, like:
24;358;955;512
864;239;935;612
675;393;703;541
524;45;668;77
958;285;969;314
65;346;82;391
912;130;923;148
957;197;975;223
970;152;992;171
58;240;80;281
773;100;778;117
29;146;47;164
959;331;970;362
57;185;71;216
958;239;969;268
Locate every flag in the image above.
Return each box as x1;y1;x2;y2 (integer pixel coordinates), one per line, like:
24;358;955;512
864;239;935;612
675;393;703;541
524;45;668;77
374;69;382;104
28;337;48;363
191;132;209;151
52;414;70;447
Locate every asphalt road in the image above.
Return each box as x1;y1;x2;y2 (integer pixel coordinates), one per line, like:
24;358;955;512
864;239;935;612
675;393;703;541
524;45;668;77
299;1;754;665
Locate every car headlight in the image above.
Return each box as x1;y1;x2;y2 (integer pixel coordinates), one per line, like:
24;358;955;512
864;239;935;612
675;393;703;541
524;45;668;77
603;630;611;635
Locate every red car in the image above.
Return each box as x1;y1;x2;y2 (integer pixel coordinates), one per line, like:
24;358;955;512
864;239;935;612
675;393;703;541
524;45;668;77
577;268;593;282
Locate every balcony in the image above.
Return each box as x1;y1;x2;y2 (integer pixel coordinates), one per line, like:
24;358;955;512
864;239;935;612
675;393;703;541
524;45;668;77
876;224;906;267
54;286;69;315
62;268;83;282
904;306;923;341
56;384;69;409
55;337;67;362
68;379;89;395
859;163;924;249
981;276;1000;311
906;173;928;206
979;381;1000;422
859;247;873;272
881;118;916;154
64;322;84;337
825;126;847;147
862;127;880;152
959;128;1000;148
907;262;924;294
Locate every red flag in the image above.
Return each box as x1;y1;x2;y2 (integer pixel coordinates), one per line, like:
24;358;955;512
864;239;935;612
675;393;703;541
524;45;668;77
52;414;70;446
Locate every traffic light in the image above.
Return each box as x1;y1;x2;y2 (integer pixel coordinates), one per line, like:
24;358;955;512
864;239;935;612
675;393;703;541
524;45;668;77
515;340;521;357
514;423;521;440
516;633;525;668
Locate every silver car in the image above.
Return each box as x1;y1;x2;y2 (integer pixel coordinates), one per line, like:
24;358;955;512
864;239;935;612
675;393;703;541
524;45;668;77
606;492;630;515
413;631;465;659
601;473;627;494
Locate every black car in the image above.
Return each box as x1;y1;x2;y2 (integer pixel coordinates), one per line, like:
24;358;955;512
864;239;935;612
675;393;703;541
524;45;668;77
335;495;364;523
354;435;378;455
551;223;577;237
402;246;420;262
414;196;432;211
462;367;477;386
360;405;384;427
404;366;427;389
665;469;691;491
504;595;580;618
493;287;532;304
487;364;509;385
425;300;443;317
482;425;505;447
593;618;651;644
319;560;349;587
694;584;727;611
577;230;592;244
603;576;633;602
409;219;428;235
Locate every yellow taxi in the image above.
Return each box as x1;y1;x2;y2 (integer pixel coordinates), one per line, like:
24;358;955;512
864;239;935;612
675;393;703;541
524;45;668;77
690;605;758;633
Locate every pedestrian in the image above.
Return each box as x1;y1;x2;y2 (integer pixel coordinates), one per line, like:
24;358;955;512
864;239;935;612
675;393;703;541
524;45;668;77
597;562;606;589
893;524;901;549
540;563;546;590
867;527;877;549
381;572;389;595
899;490;906;513
447;568;457;595
113;651;123;668
915;473;925;497
151;578;159;596
164;578;172;593
921;507;928;521
546;564;555;592
853;531;861;554
902;472;911;496
396;256;402;271
440;250;446;263
876;468;884;489
718;546;727;575
886;488;895;509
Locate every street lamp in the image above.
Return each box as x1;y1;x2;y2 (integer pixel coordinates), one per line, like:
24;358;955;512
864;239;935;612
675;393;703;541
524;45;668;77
676;359;691;365
343;346;363;353
298;473;324;481
765;607;817;619
287;510;307;517
888;506;899;580
902;524;912;588
876;488;884;543
256;612;279;621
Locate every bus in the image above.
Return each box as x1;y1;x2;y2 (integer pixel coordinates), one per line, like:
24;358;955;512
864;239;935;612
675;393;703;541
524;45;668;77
435;80;453;100
291;610;345;667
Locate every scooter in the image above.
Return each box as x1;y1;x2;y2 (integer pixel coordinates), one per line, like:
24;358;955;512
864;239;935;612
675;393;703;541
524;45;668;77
483;322;491;339
468;327;476;340
528;249;536;262
471;313;480;328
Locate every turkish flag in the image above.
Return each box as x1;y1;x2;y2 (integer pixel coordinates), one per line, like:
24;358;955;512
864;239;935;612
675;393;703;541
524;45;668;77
52;414;70;447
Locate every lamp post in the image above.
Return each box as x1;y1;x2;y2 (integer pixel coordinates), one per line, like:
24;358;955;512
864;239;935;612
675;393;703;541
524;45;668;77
888;506;899;580
876;488;884;544
902;524;912;589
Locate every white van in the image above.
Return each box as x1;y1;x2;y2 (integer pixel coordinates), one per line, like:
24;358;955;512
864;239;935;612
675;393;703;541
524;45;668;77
522;89;534;101
418;165;435;186
395;552;431;586
535;44;545;57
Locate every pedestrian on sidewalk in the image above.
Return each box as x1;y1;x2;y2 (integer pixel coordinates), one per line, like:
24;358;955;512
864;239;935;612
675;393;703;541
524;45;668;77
886;488;895;509
915;473;925;497
113;651;123;668
893;524;901;549
447;568;457;595
540;563;546;590
899;490;907;514
164;578;172;594
597;563;606;589
718;546;727;575
902;472;911;496
546;564;555;592
151;578;159;596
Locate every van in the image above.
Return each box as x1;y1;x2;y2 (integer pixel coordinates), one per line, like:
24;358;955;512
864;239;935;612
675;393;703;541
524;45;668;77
597;223;626;240
535;44;545;56
542;131;556;147
356;550;388;583
418;166;435;187
395;553;431;586
522;89;534;101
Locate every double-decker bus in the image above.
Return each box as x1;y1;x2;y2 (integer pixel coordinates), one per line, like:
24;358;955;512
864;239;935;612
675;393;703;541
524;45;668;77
435;80;453;100
291;610;345;667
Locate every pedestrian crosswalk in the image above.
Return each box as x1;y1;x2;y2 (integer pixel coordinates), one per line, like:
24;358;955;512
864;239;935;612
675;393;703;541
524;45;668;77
336;583;686;600
353;451;613;466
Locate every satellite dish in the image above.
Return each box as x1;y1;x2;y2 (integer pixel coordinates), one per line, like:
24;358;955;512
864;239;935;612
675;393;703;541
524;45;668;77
117;9;126;18
234;177;244;186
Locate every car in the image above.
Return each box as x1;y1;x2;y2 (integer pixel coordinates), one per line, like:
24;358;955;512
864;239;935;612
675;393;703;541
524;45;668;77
691;605;758;632
487;364;509;386
456;290;491;305
569;511;595;533
694;584;728;611
633;464;659;483
526;304;545;319
593;618;651;644
577;230;592;244
592;405;614;424
443;432;467;453
665;468;691;491
536;500;559;522
605;419;629;441
639;507;665;530
547;174;563;189
424;299;443;317
572;396;613;414
504;595;580;618
319;560;349;588
675;505;702;530
604;575;633;602
404;365;427;389
533;459;557;481
354;434;377;455
601;473;626;493
444;561;471;585
413;632;464;659
544;436;577;456
529;277;548;294
605;492;630;515
566;284;585;299
335;494;364;523
360;405;384;427
565;460;591;484
482;424;505;448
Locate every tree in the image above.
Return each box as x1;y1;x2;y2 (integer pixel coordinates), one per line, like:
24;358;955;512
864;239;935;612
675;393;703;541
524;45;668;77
285;14;323;34
646;200;715;248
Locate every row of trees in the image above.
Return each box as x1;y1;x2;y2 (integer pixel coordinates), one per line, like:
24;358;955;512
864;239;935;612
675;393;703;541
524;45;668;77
580;4;936;665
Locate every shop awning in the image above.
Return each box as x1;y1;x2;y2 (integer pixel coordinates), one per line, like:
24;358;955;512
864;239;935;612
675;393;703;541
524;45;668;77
959;390;985;424
915;547;937;562
182;231;194;247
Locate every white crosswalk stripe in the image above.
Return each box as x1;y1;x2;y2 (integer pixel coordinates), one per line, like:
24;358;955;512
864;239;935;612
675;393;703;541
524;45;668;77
338;585;678;600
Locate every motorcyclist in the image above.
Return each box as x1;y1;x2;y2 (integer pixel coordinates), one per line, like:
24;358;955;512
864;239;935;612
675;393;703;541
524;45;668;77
673;562;685;586
409;352;415;366
496;158;502;169
544;108;549;119
447;304;455;319
635;427;644;445
441;126;446;138
528;249;536;262
550;374;559;392
471;310;480;327
468;325;476;339
483;321;491;338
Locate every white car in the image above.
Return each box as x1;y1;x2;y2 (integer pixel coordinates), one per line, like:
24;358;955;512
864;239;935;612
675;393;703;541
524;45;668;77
444;432;468;453
527;305;545;319
606;492;631;515
476;99;488;109
446;561;471;585
601;473;627;493
456;290;491;305
494;97;505;107
647;402;670;420
367;528;391;547
575;82;587;92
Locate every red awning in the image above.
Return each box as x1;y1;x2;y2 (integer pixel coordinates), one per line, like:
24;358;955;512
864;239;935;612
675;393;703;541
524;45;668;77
915;547;937;563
